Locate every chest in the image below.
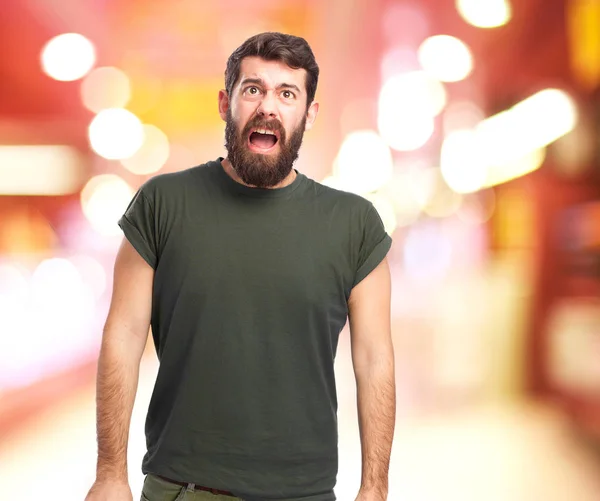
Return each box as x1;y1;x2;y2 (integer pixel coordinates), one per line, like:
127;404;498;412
155;204;354;306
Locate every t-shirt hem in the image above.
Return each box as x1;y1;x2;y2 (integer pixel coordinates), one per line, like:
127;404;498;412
118;215;157;269
142;468;336;501
352;233;392;287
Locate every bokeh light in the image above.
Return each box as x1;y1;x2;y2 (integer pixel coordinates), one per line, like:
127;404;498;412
40;33;96;82
380;46;421;81
475;89;576;183
88;108;144;160
440;129;487;193
380;71;447;117
334;130;393;194
378;72;446;151
508;89;578;149
31;259;83;308
443;101;485;134
68;255;107;300
410;165;438;209
378;113;435;152
120;124;170;175
411;166;463;217
365;192;398;235
418;35;474;82
81;67;131;113
0;264;28;304
0;265;28;350
0;145;83;195
379;167;423;227
320;175;349;192
485;148;546;187
436;89;578;189
456;0;513;28
27;258;95;379
81;174;134;236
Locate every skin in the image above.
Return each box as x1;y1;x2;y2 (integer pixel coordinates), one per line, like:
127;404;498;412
85;56;395;501
348;258;396;501
84;238;152;501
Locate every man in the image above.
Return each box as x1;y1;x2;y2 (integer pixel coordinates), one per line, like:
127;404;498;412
85;32;395;501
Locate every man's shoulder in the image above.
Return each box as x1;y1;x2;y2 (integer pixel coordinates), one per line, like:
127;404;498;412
305;177;373;213
140;159;219;197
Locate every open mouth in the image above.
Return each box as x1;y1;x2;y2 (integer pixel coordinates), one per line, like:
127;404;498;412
248;128;279;152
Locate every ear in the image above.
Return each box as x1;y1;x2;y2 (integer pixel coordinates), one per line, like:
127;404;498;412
218;89;229;121
304;100;319;131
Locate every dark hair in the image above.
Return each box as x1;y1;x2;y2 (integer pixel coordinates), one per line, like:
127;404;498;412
225;32;320;107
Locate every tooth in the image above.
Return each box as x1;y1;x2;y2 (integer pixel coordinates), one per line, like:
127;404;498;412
253;128;275;135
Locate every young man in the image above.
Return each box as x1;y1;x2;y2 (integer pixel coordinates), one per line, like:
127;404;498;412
85;32;395;501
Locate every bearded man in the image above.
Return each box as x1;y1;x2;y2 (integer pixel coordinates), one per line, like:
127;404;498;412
85;32;395;501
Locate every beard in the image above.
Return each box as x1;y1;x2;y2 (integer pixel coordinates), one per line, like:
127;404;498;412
224;109;306;188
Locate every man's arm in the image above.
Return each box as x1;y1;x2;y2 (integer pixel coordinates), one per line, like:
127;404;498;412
348;257;396;501
85;238;154;501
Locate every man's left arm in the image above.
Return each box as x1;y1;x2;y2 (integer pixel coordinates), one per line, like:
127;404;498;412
348;257;396;501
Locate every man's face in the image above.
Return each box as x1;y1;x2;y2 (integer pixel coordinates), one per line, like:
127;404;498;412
219;56;318;188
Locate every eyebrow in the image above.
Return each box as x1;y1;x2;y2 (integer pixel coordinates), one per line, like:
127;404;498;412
240;77;302;94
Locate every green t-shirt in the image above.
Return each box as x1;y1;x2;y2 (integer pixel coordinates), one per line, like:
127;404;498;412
118;158;392;501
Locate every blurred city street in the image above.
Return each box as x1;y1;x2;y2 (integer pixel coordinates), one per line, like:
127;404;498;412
2;1;600;500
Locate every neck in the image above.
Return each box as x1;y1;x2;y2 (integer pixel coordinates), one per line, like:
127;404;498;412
221;158;297;189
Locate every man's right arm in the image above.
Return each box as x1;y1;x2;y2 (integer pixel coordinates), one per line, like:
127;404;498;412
85;238;154;501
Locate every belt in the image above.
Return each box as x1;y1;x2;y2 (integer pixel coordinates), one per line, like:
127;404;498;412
157;475;236;497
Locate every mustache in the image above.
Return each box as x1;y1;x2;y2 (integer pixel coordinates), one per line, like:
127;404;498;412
242;116;285;137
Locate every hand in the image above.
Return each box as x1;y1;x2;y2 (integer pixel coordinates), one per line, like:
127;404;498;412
354;488;388;501
84;479;133;501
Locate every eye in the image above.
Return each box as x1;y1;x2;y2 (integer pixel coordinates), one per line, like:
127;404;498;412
246;86;260;95
282;90;295;99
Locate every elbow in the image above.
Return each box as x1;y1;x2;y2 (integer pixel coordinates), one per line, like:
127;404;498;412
352;342;395;382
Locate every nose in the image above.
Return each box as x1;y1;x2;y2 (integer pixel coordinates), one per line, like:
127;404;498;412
256;91;278;119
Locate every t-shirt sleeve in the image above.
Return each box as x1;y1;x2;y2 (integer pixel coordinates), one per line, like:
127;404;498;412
353;203;393;287
117;187;158;269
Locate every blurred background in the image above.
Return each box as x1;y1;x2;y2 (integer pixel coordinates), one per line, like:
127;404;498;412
1;0;600;499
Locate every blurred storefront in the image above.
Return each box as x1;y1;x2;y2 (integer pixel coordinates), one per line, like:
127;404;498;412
0;0;600;485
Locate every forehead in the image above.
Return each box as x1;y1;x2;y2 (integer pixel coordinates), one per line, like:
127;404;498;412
237;56;307;93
